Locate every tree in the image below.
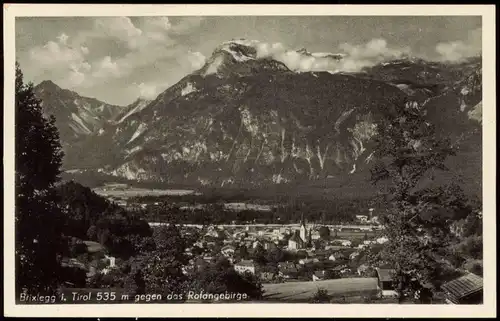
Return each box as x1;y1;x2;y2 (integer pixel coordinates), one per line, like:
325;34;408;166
368;97;462;300
191;257;263;301
88;268;125;288
86;225;98;241
469;263;483;277
235;244;250;260
251;244;268;265
266;247;285;265
318;226;331;240
132;224;190;302
311;287;330;303
15;62;66;296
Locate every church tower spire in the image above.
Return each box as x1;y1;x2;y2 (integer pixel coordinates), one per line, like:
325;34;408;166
300;213;307;243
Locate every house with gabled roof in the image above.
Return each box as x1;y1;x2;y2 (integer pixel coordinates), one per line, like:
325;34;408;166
441;273;483;304
375;268;399;298
234;259;256;275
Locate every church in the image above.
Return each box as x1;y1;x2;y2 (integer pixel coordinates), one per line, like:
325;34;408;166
288;215;312;250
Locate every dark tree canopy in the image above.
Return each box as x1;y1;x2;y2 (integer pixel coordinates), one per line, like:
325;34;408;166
318;226;331;240
191;257;263;300
368;98;473;298
15;62;66;295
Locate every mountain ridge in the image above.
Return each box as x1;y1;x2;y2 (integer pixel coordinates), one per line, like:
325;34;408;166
36;40;482;196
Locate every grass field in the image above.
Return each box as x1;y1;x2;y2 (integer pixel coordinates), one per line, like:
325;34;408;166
262;278;380;302
92;186;200;198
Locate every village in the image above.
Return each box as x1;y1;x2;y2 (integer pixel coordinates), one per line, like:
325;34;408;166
171;212;406;299
58;187;483;305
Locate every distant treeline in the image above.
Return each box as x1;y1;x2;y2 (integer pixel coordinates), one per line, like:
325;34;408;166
137;196;379;225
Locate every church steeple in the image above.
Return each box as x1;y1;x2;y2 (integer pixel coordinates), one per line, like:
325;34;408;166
300;214;307;244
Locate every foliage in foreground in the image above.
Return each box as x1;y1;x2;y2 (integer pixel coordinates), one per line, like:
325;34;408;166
368;98;482;300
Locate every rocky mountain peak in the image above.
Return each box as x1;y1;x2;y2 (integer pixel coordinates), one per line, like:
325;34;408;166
193;39;290;78
37;79;60;89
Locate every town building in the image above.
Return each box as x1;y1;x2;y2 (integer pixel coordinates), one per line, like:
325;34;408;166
375;268;399;298
263;241;277;251
288;232;305;250
234;260;256;275
252;240;262;249
349;251;360;260
221;245;236;257
376;236;389;244
312;270;327;281
288;215;312;250
298;258;314;265
278;266;299;280
299;215;312;246
259;272;275;283
329;252;346;262
356;215;368;223
357;264;370;276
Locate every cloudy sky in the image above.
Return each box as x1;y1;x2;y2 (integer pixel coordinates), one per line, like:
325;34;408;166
16;16;481;106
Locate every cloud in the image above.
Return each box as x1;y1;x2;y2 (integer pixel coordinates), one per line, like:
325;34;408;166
57;33;69;45
435;28;481;62
67;69;86;86
26;16;200;94
88;17;178;50
187;51;206;70
92;56;122;79
30;40;85;68
94;17;143;49
80;46;89;55
169;17;204;35
236;38;410;73
337;38;411;71
136;81;170;99
143;17;172;31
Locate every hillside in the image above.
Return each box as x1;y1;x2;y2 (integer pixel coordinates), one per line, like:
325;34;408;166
36;40;482;196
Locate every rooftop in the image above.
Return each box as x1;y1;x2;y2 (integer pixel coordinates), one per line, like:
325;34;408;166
441;273;483;300
289;233;303;243
235;260;255;267
375;268;396;282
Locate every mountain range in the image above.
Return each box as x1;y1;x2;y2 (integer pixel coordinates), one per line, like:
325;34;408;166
34;39;482;197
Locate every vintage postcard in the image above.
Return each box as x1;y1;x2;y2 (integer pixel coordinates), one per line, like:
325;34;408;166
3;4;496;318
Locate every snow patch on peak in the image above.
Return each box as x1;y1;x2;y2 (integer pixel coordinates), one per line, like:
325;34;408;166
222;39;261;47
221;47;255;62
311;52;346;58
181;82;198;96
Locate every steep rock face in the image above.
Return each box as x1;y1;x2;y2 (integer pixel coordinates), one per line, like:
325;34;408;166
112;43;479;189
34;80;125;140
36;41;482;193
34;81;154;169
114;98;152;124
106;71;407;186
193;40;291;78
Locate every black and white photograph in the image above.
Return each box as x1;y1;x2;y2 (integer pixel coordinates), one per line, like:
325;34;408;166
3;4;496;318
